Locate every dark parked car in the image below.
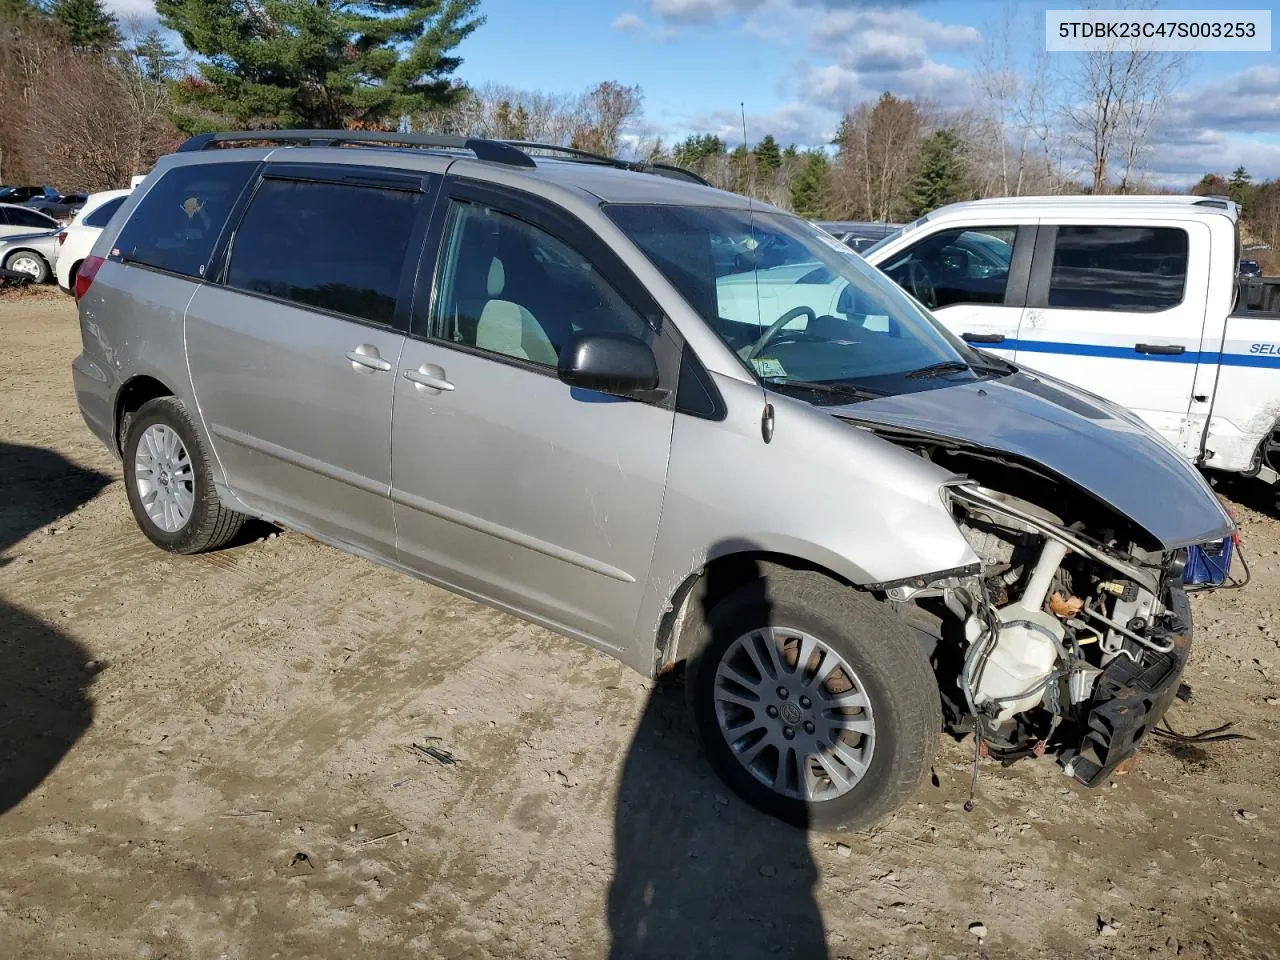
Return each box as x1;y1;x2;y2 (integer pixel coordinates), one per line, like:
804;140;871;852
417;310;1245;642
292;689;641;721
0;186;85;220
814;220;902;254
1240;259;1262;277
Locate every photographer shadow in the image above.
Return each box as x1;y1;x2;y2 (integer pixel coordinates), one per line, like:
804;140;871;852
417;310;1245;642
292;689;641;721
0;441;105;814
608;558;828;959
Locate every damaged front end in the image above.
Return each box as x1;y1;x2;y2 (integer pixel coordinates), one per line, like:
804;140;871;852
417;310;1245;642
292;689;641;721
929;482;1193;786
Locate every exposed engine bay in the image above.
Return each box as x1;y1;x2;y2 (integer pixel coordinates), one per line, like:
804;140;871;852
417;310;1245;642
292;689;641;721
872;434;1202;787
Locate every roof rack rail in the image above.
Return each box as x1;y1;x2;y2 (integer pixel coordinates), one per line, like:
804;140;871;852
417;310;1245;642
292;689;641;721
176;130;536;168
499;141;711;186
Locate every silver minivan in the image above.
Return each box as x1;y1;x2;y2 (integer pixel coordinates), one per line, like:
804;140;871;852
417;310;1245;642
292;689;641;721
72;132;1233;829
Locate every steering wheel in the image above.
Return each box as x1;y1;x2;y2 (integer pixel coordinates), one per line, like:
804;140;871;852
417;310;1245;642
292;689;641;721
905;261;937;309
740;305;817;361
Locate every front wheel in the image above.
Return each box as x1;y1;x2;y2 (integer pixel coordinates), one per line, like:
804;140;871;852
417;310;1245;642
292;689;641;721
685;570;940;829
3;251;50;283
122;396;248;554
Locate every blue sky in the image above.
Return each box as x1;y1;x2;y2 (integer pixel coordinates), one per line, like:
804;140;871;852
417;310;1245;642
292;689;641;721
107;0;1280;182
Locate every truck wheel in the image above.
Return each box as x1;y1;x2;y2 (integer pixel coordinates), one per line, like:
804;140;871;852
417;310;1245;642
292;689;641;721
685;570;940;829
122;396;247;554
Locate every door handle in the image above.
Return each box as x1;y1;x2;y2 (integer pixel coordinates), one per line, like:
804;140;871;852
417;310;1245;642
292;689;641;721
962;332;1006;344
1134;343;1186;355
345;346;392;372
404;366;455;392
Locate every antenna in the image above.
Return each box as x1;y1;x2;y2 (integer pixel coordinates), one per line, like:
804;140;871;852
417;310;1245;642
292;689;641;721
740;101;748;146
740;101;753;197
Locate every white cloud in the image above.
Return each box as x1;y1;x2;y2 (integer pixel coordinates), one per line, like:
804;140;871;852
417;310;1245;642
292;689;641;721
680;103;835;147
649;0;767;25
1163;65;1280;137
612;12;645;33
103;0;158;18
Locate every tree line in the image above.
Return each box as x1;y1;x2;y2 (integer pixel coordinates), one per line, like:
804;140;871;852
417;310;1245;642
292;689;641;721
0;0;1275;269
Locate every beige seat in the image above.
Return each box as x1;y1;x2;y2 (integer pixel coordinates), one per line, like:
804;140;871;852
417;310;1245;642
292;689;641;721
475;257;558;365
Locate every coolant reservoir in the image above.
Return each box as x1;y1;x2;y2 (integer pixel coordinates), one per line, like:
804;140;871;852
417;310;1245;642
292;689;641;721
975;607;1063;721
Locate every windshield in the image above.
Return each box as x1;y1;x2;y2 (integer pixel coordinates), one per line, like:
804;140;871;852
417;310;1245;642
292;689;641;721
605;204;998;401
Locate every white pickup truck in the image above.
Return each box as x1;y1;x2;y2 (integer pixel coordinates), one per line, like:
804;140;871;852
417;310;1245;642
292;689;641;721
859;196;1280;497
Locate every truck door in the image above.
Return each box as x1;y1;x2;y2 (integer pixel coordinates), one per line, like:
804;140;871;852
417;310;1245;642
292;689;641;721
1015;220;1210;457
875;223;1034;358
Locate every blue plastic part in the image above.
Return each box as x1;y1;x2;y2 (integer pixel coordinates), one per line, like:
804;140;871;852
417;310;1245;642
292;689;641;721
1184;538;1234;586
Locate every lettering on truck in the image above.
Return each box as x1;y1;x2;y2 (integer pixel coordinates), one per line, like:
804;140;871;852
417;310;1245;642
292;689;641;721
1249;343;1280;356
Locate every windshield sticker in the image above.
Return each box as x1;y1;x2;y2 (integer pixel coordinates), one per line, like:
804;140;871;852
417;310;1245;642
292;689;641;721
750;357;787;378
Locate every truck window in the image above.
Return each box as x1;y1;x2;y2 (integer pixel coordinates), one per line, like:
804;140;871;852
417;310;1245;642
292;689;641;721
880;226;1017;310
1048;226;1187;312
110;162;257;279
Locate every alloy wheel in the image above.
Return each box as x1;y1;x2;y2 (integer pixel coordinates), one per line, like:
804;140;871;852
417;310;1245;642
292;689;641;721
712;626;876;802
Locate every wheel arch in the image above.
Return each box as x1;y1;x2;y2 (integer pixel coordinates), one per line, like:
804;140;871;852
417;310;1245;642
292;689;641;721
654;546;858;675
2;247;50;272
114;375;176;453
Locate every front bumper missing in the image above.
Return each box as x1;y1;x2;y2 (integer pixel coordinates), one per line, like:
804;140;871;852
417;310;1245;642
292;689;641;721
1061;589;1192;787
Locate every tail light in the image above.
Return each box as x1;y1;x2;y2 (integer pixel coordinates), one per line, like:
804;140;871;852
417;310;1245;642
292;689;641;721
74;255;105;301
57;231;67;246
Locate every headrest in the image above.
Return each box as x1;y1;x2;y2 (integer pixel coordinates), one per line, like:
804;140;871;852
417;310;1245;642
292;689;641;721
487;257;505;297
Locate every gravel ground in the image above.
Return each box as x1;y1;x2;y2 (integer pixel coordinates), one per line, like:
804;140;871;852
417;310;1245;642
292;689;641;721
1;289;1278;960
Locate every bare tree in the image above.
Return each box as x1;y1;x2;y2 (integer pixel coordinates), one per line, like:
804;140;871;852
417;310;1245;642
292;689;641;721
571;81;643;156
1062;0;1183;193
832;93;926;221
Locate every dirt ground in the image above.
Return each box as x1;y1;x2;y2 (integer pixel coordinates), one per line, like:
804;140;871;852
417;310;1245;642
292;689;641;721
1;289;1278;960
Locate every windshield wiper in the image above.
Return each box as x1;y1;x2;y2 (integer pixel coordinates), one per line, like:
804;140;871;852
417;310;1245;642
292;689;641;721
762;378;882;402
905;360;973;380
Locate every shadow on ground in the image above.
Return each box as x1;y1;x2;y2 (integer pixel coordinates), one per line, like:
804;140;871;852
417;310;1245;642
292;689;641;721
609;555;828;960
0;441;105;814
0;440;111;557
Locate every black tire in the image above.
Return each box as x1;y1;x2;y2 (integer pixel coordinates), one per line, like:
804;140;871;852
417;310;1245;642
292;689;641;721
3;250;50;284
685;570;940;830
122;396;247;554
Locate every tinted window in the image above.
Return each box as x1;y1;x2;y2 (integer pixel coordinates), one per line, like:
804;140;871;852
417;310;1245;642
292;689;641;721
111;162;256;278
432;200;649;367
1048;226;1188;312
881;226;1016;310
9;207;56;229
84;196;126;228
227;178;421;326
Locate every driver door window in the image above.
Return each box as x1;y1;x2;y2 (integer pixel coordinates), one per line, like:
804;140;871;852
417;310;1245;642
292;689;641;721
430;200;651;369
883;226;1017;310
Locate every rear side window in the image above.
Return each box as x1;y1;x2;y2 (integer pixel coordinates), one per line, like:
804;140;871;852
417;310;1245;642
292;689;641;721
226;178;421;326
111;162;256;278
1048;226;1188;312
83;196;127;228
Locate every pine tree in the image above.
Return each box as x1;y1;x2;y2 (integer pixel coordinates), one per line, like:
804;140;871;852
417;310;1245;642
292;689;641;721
789;151;830;219
156;0;484;131
910;130;965;217
673;134;725;170
754;133;781;173
729;143;751;194
510;103;530;140
1228;166;1252;208
51;0;119;51
129;29;181;83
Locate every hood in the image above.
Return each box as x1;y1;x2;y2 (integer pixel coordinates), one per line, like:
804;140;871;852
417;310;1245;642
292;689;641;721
834;370;1233;550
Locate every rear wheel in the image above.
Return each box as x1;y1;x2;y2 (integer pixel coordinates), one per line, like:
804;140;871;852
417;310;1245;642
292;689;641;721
685;570;940;829
122;397;247;554
3;251;49;283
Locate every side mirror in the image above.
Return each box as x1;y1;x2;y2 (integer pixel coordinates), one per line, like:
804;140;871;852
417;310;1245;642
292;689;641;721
557;332;659;399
